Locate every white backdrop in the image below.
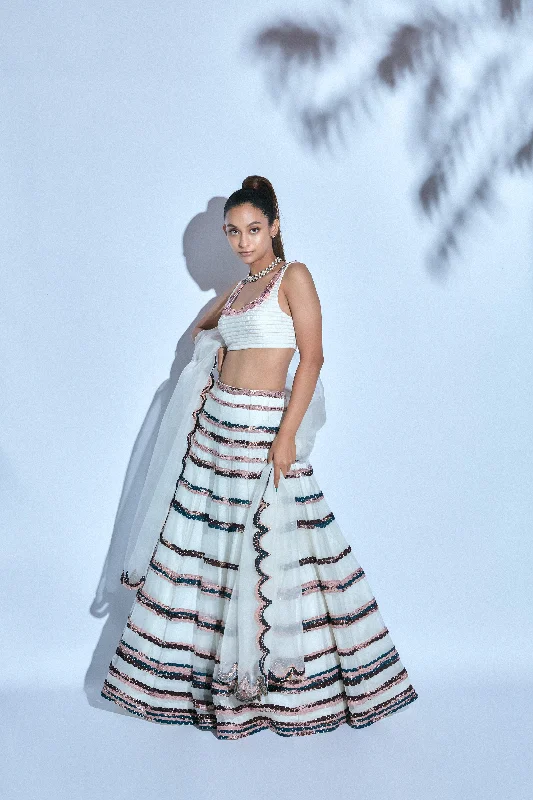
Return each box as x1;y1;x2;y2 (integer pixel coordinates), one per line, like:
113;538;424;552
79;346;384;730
2;1;532;799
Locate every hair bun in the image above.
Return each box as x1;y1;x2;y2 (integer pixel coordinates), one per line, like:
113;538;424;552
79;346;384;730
242;175;272;196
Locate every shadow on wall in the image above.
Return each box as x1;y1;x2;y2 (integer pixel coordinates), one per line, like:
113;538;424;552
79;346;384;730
85;195;244;709
247;0;533;275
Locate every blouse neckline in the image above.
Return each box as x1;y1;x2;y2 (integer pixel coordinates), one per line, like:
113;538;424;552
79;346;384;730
221;263;287;316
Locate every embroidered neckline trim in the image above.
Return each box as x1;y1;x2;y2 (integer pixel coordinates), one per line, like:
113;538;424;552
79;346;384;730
221;260;295;317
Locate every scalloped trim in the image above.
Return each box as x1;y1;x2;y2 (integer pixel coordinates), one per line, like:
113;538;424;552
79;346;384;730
251;493;273;686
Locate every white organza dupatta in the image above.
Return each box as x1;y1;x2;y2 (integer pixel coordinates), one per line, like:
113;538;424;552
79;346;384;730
121;328;224;588
121;325;326;701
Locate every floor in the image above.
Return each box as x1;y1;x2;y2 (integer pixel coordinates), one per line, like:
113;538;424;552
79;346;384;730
2;674;531;800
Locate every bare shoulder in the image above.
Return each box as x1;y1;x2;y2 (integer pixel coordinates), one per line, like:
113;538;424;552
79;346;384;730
283;261;319;295
284;261;315;285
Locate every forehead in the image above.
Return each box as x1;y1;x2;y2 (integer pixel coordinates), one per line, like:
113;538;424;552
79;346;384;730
225;203;268;226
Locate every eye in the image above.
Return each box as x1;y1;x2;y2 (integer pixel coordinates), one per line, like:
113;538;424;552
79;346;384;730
250;227;260;233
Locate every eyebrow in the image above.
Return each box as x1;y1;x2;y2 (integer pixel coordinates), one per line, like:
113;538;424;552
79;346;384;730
226;221;263;228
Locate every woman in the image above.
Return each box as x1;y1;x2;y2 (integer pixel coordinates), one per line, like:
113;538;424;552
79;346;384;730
101;175;419;738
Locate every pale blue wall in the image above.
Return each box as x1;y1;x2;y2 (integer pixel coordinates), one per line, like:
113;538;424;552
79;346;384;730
1;1;531;797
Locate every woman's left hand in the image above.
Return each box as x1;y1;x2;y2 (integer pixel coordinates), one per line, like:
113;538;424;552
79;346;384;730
267;432;296;489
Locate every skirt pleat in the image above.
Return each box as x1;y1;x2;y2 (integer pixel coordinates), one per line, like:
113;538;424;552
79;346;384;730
101;375;418;739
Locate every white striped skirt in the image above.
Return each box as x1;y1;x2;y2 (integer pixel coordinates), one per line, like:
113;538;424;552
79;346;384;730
101;375;418;739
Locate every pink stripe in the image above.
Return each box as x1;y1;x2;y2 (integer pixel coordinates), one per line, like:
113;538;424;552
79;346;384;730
217;693;346;720
150;560;231;594
304;601;379;630
337;627;389;657
196;421;272;449
127;620;218;660
103;681;417;732
346;670;409;707
215;377;285;398
119;643;191;677
188;451;264;479
191;434;267;463
138;588;224;628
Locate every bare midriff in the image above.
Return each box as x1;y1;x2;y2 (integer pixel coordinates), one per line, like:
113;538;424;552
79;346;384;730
219;347;296;393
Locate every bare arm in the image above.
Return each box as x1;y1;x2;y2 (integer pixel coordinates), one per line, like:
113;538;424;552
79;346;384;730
268;262;324;486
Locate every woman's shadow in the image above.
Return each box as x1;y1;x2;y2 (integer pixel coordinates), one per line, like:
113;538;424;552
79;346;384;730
85;196;244;711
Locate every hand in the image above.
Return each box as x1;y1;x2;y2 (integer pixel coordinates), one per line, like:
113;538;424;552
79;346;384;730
217;346;226;373
267;432;296;489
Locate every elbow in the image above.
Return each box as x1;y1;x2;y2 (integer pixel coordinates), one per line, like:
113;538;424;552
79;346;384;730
299;353;324;370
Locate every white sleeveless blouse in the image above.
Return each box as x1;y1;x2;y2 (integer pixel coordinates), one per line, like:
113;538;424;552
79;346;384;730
217;260;298;351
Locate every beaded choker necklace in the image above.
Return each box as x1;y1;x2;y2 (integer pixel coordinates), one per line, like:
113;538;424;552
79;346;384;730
244;255;283;283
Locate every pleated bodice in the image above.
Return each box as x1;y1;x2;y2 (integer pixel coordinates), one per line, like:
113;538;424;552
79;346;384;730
217;260;298;351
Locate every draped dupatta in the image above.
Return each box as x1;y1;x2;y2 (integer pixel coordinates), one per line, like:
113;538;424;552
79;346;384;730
119;325;326;700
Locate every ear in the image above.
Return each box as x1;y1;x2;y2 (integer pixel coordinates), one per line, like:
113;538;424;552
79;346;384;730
271;218;280;238
222;224;227;234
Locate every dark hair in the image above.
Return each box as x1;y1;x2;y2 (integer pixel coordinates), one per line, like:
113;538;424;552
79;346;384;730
223;175;286;260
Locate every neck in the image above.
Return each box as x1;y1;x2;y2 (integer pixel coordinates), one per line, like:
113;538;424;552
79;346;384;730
248;253;280;276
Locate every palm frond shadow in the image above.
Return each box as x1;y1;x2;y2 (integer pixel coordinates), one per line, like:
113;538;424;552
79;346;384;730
250;1;533;274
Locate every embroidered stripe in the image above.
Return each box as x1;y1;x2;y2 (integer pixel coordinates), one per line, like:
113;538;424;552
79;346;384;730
195;419;274;449
136;588;225;632
177;476;252;506
300;545;351;566
170;498;245;533
297;512;335;529
159;533;239;570
149;559;233;599
101;682;418;738
215;378;285;398
126;620;217;659
157;527;354;574
295;491;324;503
301;567;365;595
200;408;280;434
191;434;268;463
188;450;266;479
111;641;403;696
303;599;379;631
208;392;284;412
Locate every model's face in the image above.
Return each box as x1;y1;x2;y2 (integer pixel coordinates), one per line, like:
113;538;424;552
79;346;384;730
223;202;279;264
